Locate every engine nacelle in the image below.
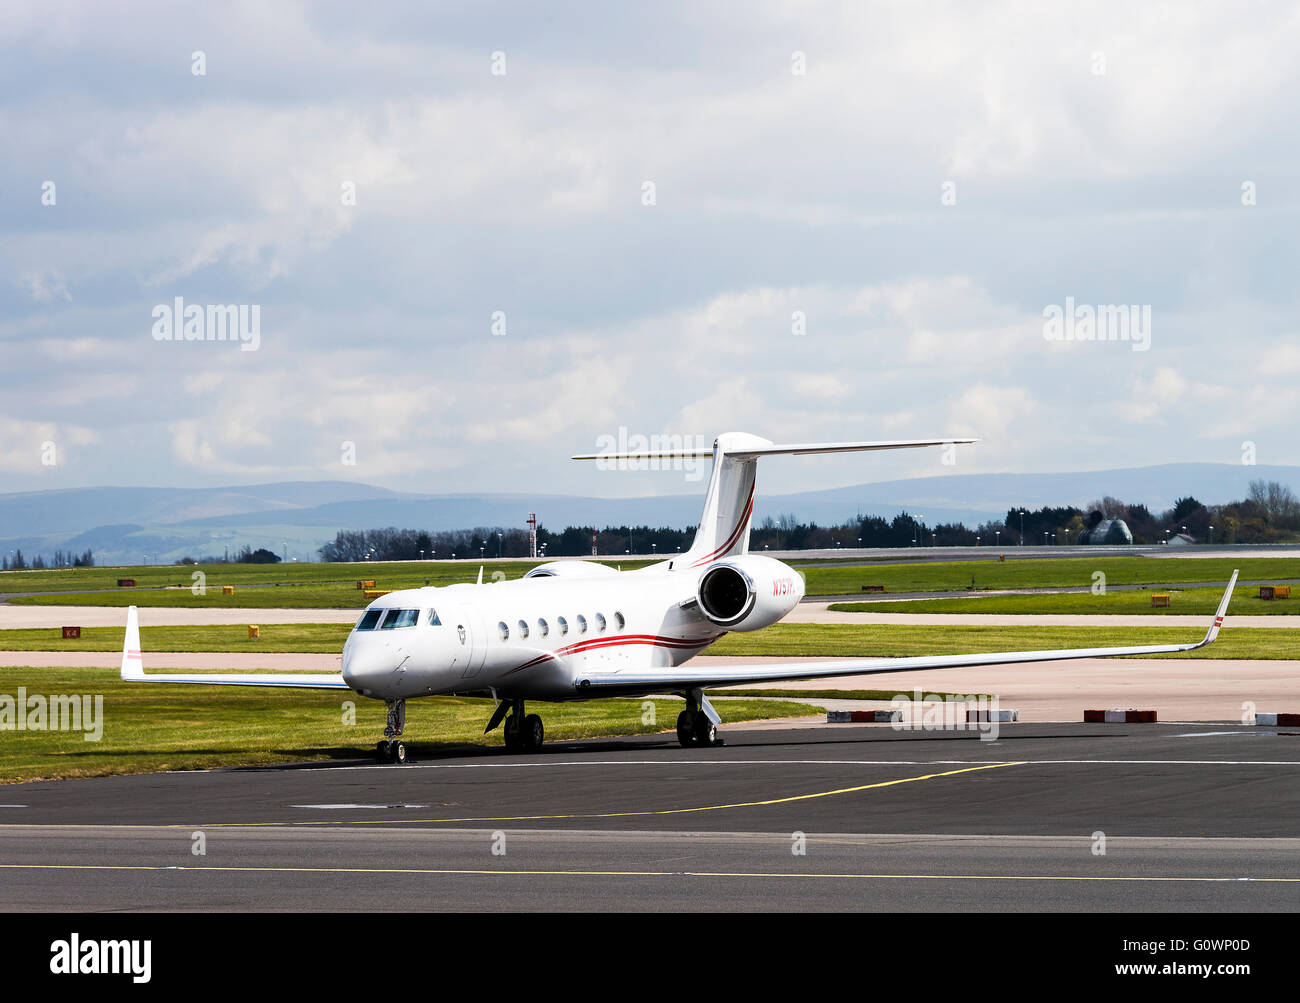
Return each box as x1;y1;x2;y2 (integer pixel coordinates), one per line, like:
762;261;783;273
694;554;804;632
524;560;619;580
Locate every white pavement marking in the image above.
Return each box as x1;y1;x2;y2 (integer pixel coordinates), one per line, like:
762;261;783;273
321;757;1300;772
291;804;429;809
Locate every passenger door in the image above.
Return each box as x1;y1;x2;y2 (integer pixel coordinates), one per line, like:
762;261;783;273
454;605;488;678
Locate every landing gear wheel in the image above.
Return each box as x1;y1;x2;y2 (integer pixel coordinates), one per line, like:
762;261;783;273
392;741;407;764
521;714;544;752
677;710;696;748
503;715;521;752
693;713;718;748
375;740;390;762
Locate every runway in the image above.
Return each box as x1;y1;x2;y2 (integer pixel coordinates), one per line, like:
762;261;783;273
3;724;1299;911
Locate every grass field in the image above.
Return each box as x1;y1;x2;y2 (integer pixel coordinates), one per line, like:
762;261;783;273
829;586;1300;617
797;556;1300;596
0;667;821;784
4;555;1297;607
1;621;1292;660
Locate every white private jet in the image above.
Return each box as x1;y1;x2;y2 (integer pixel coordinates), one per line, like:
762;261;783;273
121;432;1238;763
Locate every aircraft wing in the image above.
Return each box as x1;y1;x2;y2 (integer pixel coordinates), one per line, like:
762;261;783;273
572;572;1238;697
119;606;351;690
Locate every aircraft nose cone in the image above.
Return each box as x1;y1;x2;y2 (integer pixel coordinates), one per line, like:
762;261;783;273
341;641;400;695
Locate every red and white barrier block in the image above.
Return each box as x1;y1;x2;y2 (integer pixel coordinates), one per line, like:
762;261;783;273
1254;712;1300;726
967;708;1019;723
1084;709;1157;723
826;709;902;723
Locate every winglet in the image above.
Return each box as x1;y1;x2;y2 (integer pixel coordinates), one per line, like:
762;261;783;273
1198;570;1238;648
120;605;144;680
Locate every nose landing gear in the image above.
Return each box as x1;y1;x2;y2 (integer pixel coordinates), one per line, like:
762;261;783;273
375;698;407;763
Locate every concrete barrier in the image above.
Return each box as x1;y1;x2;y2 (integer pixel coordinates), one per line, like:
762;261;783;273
1254;712;1300;726
827;709;901;723
967;708;1019;722
1085;709;1157;723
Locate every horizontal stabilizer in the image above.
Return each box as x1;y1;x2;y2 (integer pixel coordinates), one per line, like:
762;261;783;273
572;437;977;461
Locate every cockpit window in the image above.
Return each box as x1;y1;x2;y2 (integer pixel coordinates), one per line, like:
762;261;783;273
380;608;420;629
428;609;441;626
356;608;384;631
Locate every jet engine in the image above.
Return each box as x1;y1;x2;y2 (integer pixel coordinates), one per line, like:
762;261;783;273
694;554;804;632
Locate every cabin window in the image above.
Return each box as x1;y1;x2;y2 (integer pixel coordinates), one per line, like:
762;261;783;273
356;608;384;631
614;611;625;630
595;612;607;632
498;621;510;640
576;614;588;634
557;616;568;636
538;618;549;637
427;609;442;626
517;619;530;639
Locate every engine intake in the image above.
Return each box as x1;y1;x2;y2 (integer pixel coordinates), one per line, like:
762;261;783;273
698;564;756;625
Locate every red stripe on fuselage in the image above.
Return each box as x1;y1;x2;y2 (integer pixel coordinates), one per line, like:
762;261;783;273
503;633;721;675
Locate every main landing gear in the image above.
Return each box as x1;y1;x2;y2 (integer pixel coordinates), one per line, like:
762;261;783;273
485;698;544;753
376;698;408;763
677;689;724;748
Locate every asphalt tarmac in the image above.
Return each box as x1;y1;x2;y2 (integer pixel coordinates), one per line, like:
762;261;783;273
2;723;1298;911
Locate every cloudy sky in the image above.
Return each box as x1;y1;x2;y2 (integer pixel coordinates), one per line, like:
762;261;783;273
3;1;1298;502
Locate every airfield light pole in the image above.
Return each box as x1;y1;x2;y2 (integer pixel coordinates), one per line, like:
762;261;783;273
480;546;484;559
1020;509;1025;545
1209;525;1214;544
497;532;503;559
995;530;1001;547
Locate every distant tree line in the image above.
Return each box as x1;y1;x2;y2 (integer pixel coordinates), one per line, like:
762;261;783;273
2;548;95;570
313;479;1300;560
175;546;281;565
